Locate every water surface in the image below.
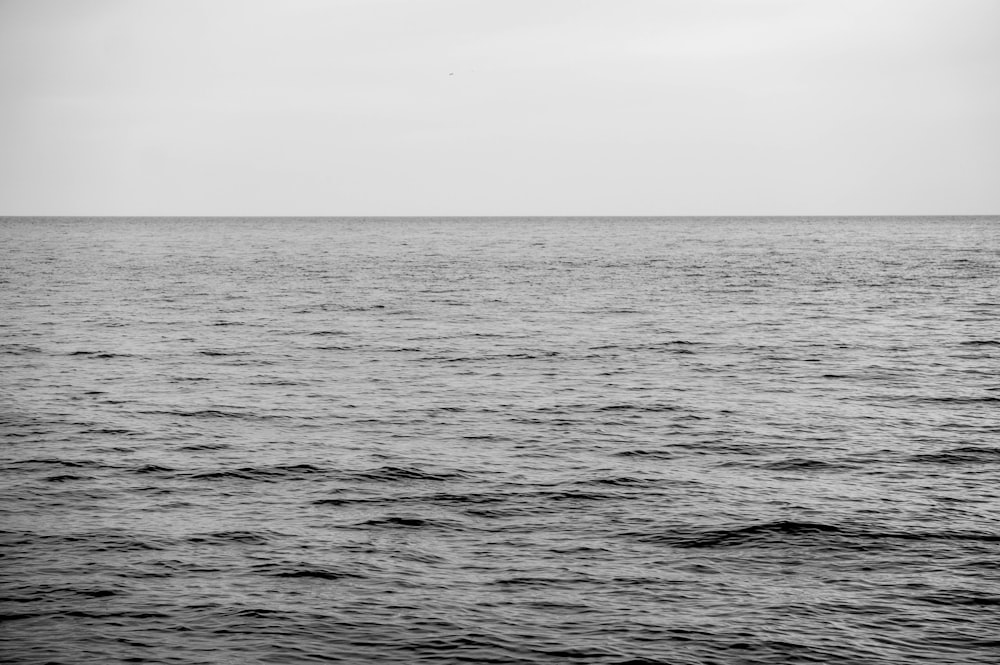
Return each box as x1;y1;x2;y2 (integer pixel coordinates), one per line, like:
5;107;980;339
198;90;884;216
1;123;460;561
2;216;999;663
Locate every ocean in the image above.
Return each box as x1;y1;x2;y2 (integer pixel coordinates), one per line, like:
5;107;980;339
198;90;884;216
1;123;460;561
1;216;998;664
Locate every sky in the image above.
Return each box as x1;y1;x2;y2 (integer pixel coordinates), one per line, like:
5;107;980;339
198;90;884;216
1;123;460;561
1;0;998;216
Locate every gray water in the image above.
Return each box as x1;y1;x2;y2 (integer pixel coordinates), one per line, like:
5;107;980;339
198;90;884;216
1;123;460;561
1;216;999;664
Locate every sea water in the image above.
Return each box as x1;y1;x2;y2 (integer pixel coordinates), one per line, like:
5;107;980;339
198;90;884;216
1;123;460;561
1;216;998;664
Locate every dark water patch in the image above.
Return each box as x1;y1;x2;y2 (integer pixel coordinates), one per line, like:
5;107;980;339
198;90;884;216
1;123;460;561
960;340;1000;347
67;350;134;359
916;590;1000;607
612;449;677;460
81;427;136;435
249;379;306;386
492;575;581;588
0;612;44;623
356;516;454;529
426;351;561;363
918;396;1000;405
198;350;250;357
55;609;173;620
142;408;249;419
11;458;102;469
641;520;845;548
187;464;328;482
43;474;91;482
532;402;593;413
418;491;509;505
312;488;530;516
177;442;230;451
462;505;541;519
187;530;281;546
502;351;560;360
348;466;467;482
755;458;858;472
636;520;1000;551
267;567;364;581
312;491;508;508
337;303;387;311
526;489;617;502
0;343;43;354
70;588;120;598
131;464;176;474
272;463;328;474
18;531;174;552
908;446;1000;464
312;496;388;507
598;402;679;413
628;340;700;353
573;475;658;488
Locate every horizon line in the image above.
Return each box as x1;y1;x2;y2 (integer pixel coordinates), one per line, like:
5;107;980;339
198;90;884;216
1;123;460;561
3;214;998;220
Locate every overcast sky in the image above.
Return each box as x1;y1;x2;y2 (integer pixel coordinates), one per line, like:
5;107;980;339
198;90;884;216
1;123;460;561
1;0;997;216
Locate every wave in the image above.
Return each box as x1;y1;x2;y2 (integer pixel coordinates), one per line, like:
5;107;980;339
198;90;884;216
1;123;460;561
597;403;680;412
754;458;858;471
612;449;677;460
177;442;230;451
0;343;42;355
355;516;457;529
11;458;102;468
187;530;284;546
574;475;658;487
646;520;844;548
132;464;176;474
67;351;134;359
270;568;362;581
916;590;1000;607
81;427;137;435
245;559;369;581
141;409;247;419
908;446;1000;464
9;530;173;552
43;474;92;482
633;519;1000;549
312;496;387;507
140;409;296;421
920;396;1000;404
187;464;329;482
347;466;467;482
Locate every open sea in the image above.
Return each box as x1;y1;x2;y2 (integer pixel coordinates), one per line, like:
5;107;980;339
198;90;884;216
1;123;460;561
1;216;999;664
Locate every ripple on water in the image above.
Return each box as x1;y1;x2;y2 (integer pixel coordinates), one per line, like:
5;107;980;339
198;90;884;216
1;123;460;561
2;216;999;664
